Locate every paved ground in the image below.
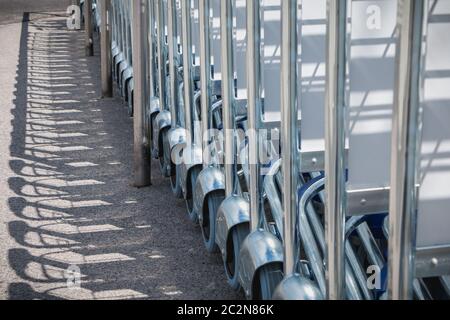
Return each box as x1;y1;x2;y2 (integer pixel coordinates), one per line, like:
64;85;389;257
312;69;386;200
0;2;242;300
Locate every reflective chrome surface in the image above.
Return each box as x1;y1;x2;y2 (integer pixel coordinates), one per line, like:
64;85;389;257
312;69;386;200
216;196;250;260
239;230;284;299
388;0;425;300
194;167;226;224
324;0;348;300
280;0;299;277
273;274;323;301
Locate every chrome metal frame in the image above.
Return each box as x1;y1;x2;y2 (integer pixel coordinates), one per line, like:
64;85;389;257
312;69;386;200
117;0;133;103
112;0;125;85
215;0;250;286
153;0;172;173
100;0;113;98
412;0;450;287
108;0;134;113
194;0;226;237
388;0;426;300
324;0;348;300
166;0;187;195
272;0;323;301
146;0;161;149
85;0;94;56
146;0;160;133
237;0;282;300
179;0;203;214
99;0;450;301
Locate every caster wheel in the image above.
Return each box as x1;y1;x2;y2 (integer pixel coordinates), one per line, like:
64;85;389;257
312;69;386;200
186;166;201;223
127;93;133;117
201;191;225;253
225;223;249;291
256;263;284;300
150;114;160;159
170;164;183;198
159;128;171;177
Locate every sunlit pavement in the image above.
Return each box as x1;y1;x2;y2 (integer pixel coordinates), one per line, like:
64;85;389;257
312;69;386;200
0;2;242;300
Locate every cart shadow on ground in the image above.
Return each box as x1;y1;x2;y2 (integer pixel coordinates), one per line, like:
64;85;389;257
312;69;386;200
6;12;243;300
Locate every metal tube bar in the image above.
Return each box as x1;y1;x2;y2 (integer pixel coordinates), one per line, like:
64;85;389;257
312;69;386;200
247;0;263;232
110;0;116;44
85;0;94;56
324;0;347;300
126;1;132;66
388;0;425;301
221;0;236;196
100;0;113;97
120;1;125;56
124;1;129;64
156;0;168;111
280;0;299;276
199;0;212;167
147;0;157;99
141;0;150;137
122;1;127;62
181;0;195;145
132;0;152;187
168;0;179;126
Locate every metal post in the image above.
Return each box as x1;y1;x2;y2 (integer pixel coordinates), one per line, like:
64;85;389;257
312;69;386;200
324;0;347;300
140;1;150;145
247;0;262;233
132;0;152;187
168;0;179;128
388;0;425;301
126;1;132;71
199;0;212;166
156;0;167;112
221;0;236;196
85;0;94;56
181;0;195;146
280;0;299;277
100;0;112;97
147;0;157;100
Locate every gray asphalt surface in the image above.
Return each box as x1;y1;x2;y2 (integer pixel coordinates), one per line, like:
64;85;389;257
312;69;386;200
0;1;242;300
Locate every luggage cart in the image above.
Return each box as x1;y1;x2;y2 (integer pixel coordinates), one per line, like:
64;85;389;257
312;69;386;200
145;0;162;162
194;0;228;253
178;0;205;221
215;0;252;291
165;0;186;198
388;0;450;300
322;0;398;300
237;0;285;300
153;0;174;177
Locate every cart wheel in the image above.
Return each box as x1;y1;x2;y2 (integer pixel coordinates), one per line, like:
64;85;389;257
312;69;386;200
256;263;284;300
225;223;249;291
186;166;201;223
127;90;134;117
150;114;159;159
159;128;171;177
202;191;225;253
170;164;183;198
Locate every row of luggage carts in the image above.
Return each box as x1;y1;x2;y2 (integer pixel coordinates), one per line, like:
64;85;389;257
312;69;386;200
86;0;450;300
